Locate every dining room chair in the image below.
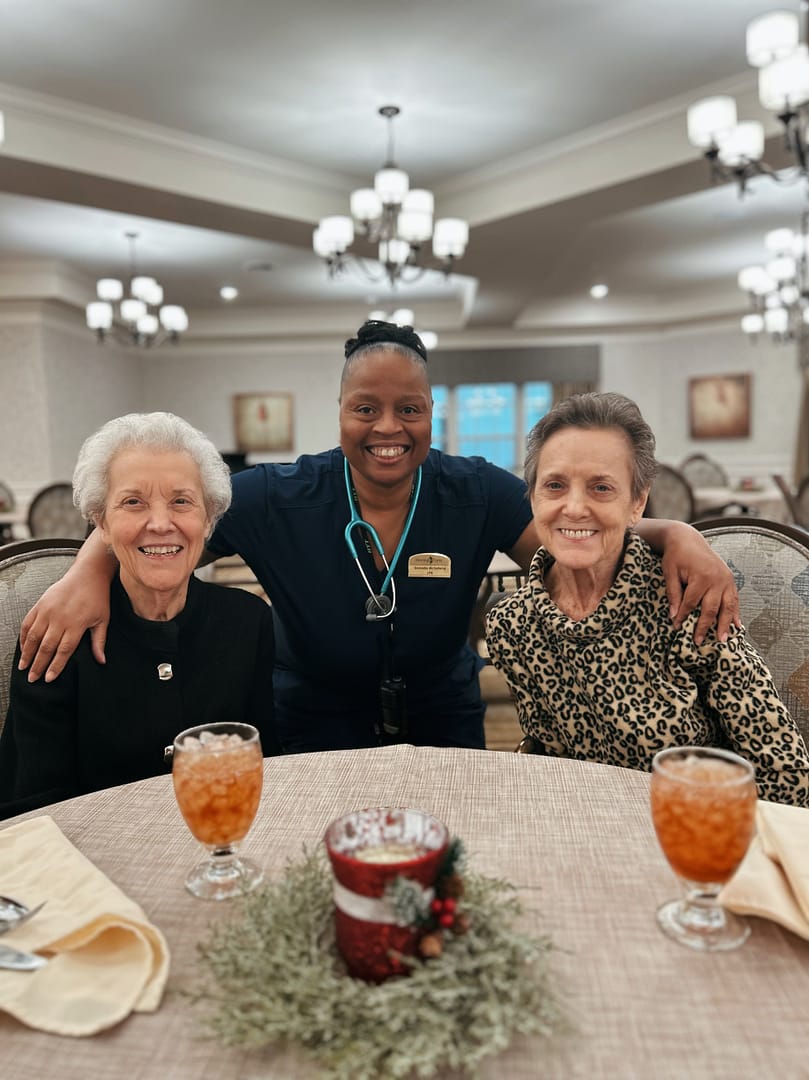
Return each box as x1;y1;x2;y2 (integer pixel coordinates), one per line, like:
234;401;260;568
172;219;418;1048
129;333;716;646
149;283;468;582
27;482;87;540
795;477;809;531
693;516;809;746
0;538;84;734
680;453;729;488
772;475;800;524
0;481;16;542
644;464;696;522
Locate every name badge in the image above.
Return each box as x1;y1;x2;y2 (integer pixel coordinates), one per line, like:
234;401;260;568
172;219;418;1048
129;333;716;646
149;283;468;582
408;553;451;578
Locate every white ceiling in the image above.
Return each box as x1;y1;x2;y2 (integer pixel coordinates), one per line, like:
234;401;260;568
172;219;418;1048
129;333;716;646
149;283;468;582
0;0;804;340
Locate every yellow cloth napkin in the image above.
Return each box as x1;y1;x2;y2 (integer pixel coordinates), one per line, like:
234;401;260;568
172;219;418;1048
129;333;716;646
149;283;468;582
719;800;809;940
0;815;169;1036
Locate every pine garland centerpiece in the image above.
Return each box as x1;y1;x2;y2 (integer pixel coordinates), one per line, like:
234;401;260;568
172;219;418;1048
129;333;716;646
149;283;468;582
189;845;563;1079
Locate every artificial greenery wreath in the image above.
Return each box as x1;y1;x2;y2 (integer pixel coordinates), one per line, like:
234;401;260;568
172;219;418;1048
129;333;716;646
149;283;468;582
189;846;563;1079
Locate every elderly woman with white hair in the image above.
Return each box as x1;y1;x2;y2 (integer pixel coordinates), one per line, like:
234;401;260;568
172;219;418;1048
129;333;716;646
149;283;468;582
0;412;277;819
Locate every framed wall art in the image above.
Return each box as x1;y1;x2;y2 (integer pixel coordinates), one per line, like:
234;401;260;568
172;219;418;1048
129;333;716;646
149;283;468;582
233;392;294;452
688;374;751;440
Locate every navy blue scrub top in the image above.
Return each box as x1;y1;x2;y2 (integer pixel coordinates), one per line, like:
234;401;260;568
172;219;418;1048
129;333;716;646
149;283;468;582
207;448;532;750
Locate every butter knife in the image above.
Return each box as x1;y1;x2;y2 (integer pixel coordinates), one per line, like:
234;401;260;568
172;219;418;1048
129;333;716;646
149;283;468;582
0;943;48;971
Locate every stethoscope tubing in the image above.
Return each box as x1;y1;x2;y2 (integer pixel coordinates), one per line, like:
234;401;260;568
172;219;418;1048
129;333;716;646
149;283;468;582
343;457;422;618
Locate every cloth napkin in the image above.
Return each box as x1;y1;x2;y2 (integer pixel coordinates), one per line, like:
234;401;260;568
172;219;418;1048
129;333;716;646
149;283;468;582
0;815;169;1036
719;800;809;940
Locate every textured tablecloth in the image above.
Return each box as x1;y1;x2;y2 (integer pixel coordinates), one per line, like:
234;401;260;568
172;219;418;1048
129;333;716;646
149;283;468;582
3;745;809;1079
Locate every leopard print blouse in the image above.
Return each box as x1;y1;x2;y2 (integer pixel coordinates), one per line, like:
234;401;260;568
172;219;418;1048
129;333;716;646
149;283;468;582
485;533;809;806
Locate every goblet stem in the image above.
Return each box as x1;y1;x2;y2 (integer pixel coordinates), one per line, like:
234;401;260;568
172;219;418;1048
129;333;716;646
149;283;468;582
186;843;264;901
656;878;750;951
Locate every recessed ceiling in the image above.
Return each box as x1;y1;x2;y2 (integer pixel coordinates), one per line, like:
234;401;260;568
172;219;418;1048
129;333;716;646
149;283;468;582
0;0;801;336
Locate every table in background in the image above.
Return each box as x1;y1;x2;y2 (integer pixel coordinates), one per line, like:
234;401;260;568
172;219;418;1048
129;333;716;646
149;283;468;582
4;746;809;1079
693;484;789;523
0;512;28;543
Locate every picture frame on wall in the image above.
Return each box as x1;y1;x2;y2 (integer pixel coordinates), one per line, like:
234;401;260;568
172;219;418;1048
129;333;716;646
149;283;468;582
233;392;294;452
688;374;751;440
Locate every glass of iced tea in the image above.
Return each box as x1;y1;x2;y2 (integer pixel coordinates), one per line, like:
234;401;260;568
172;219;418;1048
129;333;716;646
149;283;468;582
172;721;264;900
650;746;757;951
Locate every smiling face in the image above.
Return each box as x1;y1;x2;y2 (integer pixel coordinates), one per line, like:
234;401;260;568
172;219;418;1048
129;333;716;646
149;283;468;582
97;447;211;620
339;347;432;492
530;426;648;581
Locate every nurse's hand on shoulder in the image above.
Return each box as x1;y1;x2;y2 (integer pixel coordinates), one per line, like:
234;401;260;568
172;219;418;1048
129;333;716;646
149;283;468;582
657;520;740;645
19;557;111;683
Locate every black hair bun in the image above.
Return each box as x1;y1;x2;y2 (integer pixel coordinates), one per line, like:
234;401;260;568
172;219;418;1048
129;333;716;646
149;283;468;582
344;319;428;362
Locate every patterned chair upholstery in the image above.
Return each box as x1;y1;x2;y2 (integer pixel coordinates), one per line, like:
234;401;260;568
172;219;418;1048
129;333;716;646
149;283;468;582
680;453;729;488
694;517;809;745
27;483;87;540
0;539;83;734
645;464;695;522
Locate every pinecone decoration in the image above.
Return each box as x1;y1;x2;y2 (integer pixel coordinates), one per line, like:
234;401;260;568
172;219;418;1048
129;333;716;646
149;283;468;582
437;872;464;900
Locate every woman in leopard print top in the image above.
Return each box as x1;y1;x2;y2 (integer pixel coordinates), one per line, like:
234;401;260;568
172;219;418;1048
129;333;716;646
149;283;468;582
486;393;809;806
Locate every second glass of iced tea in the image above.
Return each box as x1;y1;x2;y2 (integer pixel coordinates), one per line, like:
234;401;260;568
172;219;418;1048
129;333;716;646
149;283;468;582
650;745;757;951
172;721;264;900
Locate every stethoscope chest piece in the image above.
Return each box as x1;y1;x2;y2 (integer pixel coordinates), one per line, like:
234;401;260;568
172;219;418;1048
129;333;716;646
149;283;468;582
365;594;393;621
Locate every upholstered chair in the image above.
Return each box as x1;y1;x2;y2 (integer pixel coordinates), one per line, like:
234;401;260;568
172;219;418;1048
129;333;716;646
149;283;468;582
0;539;83;733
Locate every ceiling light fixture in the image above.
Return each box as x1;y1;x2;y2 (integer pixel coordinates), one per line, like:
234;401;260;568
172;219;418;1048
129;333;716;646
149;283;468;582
687;5;809;193
367;307;438;350
219;285;239;301
86;231;189;346
737;207;809;341
589;283;609;299
314;105;469;287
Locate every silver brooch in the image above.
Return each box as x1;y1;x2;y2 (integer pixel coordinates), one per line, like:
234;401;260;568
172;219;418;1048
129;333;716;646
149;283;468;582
157;663;173;681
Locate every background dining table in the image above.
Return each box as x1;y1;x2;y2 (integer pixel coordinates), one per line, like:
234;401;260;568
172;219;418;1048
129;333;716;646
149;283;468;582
3;744;809;1079
692;484;789;524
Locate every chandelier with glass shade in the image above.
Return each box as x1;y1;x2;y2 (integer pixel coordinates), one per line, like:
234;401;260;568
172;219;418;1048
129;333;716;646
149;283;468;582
687;7;809;193
313;106;469;286
367;306;438;350
86;231;189;346
737;210;809;341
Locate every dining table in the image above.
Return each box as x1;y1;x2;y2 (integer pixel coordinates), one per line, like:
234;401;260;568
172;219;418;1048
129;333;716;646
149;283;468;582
692;484;789;524
3;744;809;1079
0;511;27;543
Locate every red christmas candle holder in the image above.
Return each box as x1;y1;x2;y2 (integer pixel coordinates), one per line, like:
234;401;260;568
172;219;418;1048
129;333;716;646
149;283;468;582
324;807;449;982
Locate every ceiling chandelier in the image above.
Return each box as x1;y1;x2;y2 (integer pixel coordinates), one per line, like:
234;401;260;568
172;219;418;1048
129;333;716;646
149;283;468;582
687;6;809;193
737;207;809;341
367;306;438;350
86;231;189;346
313;105;469;286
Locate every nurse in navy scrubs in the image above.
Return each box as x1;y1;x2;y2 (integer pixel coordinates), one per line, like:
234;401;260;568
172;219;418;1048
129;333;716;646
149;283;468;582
18;322;739;752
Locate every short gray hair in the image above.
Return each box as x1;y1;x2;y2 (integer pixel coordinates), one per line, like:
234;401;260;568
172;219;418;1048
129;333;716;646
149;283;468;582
525;392;658;501
73;412;232;526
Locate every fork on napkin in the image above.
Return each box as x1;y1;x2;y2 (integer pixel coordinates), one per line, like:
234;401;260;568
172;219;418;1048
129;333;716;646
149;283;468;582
0;815;169;1036
719;800;809;941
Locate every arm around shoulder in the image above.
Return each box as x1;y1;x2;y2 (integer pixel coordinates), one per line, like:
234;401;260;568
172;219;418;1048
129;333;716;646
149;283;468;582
19;528;116;682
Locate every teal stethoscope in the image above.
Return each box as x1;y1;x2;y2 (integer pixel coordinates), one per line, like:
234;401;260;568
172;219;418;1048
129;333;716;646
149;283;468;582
343;457;422;621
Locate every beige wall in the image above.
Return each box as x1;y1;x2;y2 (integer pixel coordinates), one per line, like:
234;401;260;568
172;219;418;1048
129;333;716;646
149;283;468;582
0;304;141;512
1;306;801;510
602;323;798;483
